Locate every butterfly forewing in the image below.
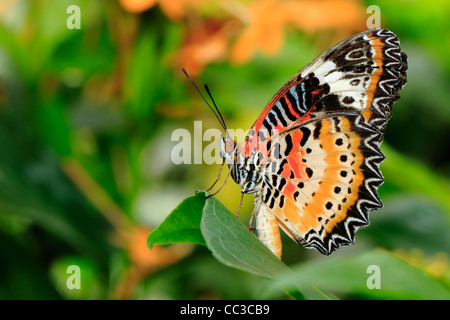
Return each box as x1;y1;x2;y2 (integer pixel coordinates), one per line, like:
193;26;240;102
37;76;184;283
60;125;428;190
247;29;407;153
242;29;407;257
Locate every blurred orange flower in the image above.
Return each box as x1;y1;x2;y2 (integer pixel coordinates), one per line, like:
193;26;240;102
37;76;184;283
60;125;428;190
230;0;366;64
119;0;203;20
230;0;285;65
115;225;193;299
119;0;157;13
126;225;192;270
120;0;367;75
174;19;237;76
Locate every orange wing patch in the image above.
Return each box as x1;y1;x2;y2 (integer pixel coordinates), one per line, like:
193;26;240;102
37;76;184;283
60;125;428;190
260;113;385;254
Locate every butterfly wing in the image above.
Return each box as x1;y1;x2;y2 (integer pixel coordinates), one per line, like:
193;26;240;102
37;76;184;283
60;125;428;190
249;29;407;255
246;29;407;156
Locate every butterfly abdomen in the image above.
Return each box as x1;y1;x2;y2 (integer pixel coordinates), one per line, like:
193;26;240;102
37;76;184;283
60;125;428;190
255;204;282;259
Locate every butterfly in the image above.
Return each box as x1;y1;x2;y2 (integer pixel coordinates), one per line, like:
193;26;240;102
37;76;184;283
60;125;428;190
195;29;407;258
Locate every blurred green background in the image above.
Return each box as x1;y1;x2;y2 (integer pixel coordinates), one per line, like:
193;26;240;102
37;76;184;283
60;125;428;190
0;0;449;299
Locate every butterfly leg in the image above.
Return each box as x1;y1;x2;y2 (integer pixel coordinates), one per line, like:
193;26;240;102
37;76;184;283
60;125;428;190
236;192;244;218
247;204;257;232
205;164;231;198
196;158;225;195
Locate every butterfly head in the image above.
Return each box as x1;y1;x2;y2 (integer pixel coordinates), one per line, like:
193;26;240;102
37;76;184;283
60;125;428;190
220;133;238;166
220;133;261;193
219;133;241;183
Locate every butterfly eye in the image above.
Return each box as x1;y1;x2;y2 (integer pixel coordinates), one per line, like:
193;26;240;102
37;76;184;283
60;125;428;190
240;170;248;180
225;139;236;154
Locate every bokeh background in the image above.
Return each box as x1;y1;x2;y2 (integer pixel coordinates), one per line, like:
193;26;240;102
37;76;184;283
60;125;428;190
0;0;449;299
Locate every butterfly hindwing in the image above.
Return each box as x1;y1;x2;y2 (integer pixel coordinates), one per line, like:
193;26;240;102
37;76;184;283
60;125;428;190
260;113;384;254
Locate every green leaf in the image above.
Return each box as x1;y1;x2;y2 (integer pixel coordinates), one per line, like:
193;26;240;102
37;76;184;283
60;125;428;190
200;196;319;299
200;196;289;278
149;193;340;299
265;250;450;300
147;192;207;249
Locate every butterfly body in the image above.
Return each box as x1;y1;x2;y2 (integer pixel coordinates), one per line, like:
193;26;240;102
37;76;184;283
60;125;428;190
220;29;407;258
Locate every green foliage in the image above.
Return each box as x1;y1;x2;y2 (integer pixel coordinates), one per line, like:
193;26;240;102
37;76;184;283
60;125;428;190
268;250;450;300
148;192;288;278
381;144;450;215
49;255;104;300
148;193;450;299
200;194;290;278
148;192;206;248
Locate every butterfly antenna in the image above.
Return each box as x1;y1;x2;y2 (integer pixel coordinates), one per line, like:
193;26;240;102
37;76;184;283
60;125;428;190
204;84;227;131
181;67;227;132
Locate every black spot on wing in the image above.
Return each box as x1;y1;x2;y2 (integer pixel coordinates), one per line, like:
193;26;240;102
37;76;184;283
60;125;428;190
284;134;293;156
313;121;322;139
300;127;311;147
